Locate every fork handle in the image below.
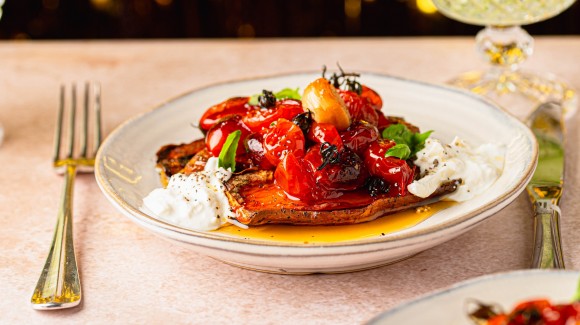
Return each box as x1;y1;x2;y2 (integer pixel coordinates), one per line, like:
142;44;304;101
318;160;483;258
531;201;565;269
31;164;82;309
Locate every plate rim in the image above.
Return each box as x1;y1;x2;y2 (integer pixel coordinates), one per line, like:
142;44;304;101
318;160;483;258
95;70;538;249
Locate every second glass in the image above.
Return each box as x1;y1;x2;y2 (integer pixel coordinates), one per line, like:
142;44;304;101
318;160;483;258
432;0;577;120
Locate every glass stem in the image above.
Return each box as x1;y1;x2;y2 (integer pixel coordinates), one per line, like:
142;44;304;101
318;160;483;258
475;25;534;73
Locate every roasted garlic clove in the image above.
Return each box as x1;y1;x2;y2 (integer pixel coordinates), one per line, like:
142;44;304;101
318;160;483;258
302;78;351;130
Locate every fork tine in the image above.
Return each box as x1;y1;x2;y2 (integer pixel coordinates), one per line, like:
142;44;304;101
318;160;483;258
80;82;89;158
53;85;65;164
67;84;77;159
93;82;102;155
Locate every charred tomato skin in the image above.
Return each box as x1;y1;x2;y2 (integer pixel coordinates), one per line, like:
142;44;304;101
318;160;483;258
340;121;379;156
292;111;313;136
199;97;252;132
364;140;414;196
303;144;368;195
205;115;252;157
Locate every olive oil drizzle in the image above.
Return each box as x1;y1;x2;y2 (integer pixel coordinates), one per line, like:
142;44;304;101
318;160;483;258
214;201;455;244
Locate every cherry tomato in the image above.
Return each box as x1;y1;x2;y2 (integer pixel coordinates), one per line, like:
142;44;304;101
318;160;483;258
549;303;580;324
360;85;383;111
242;99;303;132
245;132;275;170
274;152;316;201
484;300;580;325
340;121;379;156
485;315;508;325
303;144;367;195
199;97;252;132
512;299;551;315
339;90;379;126
263;118;306;166
508;299;555;325
205;115;251;157
364;140;414;196
376;109;392;131
307;122;344;150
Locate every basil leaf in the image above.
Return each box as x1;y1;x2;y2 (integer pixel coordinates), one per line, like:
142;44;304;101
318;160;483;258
248;94;260;106
382;124;433;158
218;130;241;172
382;124;413;146
412;130;433;153
385;144;411;160
274;88;302;101
248;88;301;106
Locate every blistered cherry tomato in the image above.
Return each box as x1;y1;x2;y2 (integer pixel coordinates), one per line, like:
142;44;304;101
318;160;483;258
360;85;383;111
263;118;306;166
199;97;252;132
550;303;580;323
512;299;551;314
340;121;379;156
307;122;344;150
364;140;414;196
339;90;379;126
485;300;580;325
242;99;303;132
303;144;367;194
274;152;316;201
205;115;251;157
508;299;552;325
245;132;275;170
376;110;392;131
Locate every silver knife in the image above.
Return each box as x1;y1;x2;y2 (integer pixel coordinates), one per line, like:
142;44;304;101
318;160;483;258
527;101;566;269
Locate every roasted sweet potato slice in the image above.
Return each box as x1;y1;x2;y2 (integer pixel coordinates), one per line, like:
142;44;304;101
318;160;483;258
156;139;206;177
225;169;458;226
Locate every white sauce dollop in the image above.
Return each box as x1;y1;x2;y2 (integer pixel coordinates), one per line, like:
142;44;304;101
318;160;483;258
143;157;244;231
408;136;505;202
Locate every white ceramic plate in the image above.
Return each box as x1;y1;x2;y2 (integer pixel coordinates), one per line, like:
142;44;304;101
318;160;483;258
368;270;580;324
95;72;537;274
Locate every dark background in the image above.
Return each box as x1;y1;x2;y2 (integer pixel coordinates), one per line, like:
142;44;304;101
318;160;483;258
0;0;579;39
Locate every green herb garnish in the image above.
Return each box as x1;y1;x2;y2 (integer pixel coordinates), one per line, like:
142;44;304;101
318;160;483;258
248;88;301;106
218;130;241;172
273;88;301;100
382;124;433;159
385;144;412;160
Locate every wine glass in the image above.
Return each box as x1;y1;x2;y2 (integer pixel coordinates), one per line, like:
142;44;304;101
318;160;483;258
432;0;577;120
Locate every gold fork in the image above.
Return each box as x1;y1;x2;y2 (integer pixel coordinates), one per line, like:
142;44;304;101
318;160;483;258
30;83;102;310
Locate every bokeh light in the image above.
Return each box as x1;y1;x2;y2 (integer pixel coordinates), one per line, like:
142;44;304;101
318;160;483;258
416;0;438;15
0;0;578;39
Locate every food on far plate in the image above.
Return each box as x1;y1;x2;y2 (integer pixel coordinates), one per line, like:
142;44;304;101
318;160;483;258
469;290;580;325
143;67;505;231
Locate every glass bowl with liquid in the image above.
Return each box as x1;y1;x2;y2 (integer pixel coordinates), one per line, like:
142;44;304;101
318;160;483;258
432;0;577;119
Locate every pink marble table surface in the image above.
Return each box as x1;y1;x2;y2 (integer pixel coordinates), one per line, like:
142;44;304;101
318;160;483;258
1;37;579;324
